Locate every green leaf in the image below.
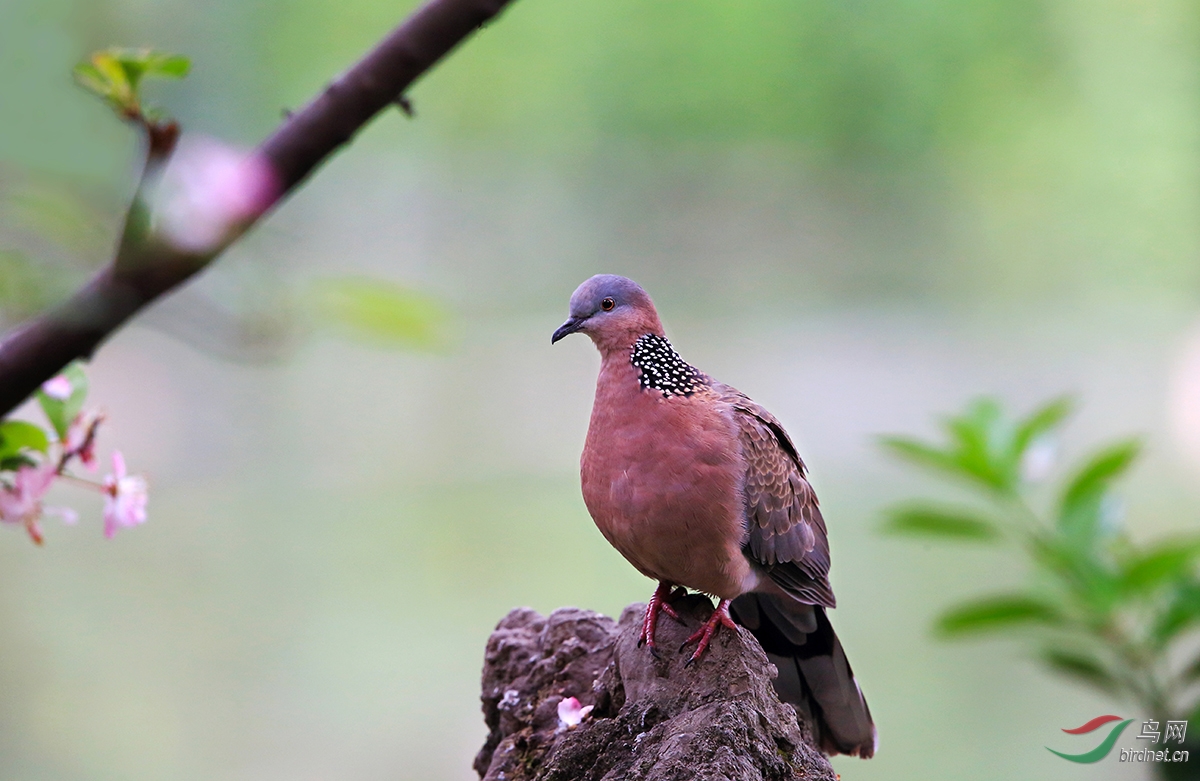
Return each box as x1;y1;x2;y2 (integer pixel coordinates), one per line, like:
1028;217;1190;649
878;436;961;475
1041;648;1119;694
880;398;1026;493
144;53;190;78
1058;439;1140;538
1011;397;1072;483
881;505;1002;542
1028;534;1122;613
92;51;136;109
1013;396;1073;456
0;454;38;471
1152;582;1200;647
72;62;110;98
73;48;190;117
106;49;190;89
936;594;1063;637
307;276;449;350
1180;654;1200;684
35;362;89;440
0;420;50;461
944;398;1013;490
1120;538;1200;595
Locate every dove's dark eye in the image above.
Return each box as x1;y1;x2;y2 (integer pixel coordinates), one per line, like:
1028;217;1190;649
600;297;616;311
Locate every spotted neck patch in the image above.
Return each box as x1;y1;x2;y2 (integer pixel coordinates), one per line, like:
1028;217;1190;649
630;334;706;397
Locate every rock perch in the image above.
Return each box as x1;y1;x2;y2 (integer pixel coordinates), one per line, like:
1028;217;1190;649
475;595;838;781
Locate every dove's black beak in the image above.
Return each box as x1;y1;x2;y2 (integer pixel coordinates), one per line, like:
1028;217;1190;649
552;316;586;344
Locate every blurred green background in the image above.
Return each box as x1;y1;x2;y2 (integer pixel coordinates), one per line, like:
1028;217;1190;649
3;0;1200;779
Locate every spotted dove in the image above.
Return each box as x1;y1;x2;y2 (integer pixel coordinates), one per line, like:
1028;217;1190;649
552;274;876;759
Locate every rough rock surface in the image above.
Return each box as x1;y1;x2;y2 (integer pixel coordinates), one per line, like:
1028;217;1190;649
474;594;837;781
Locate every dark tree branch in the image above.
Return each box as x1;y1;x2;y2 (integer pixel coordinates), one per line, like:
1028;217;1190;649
0;0;514;417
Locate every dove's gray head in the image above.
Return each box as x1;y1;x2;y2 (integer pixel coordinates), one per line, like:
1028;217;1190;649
552;275;664;354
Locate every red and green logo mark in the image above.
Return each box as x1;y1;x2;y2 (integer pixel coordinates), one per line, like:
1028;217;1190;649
1047;715;1134;763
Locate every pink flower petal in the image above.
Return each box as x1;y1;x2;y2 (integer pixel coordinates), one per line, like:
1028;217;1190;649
556;696;593;729
156;138;280;253
41;376;73;400
0;489;24;525
109;450;127;481
103;452;147;538
0;462;59;542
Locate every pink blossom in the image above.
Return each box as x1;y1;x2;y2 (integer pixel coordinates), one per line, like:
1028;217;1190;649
0;461;59;544
556;696;593;729
156;138;280;253
102;451;148;538
41;375;73;400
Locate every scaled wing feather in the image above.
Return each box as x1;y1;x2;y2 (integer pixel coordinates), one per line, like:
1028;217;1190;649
719;387;836;608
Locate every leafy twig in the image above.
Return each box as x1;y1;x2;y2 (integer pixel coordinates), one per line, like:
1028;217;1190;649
882;397;1200;721
0;0;515;418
